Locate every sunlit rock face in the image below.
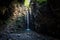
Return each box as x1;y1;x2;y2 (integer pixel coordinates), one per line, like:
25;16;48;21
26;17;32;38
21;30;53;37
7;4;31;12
5;4;27;33
0;0;27;32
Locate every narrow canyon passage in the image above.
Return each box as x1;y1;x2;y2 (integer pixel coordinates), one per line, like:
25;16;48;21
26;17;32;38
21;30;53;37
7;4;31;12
0;5;58;40
0;0;60;40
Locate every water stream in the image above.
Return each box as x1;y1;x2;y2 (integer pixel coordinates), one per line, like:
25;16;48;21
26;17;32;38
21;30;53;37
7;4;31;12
26;8;30;31
24;0;31;31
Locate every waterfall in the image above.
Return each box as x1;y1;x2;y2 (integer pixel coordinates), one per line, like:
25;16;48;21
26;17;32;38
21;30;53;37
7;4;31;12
24;0;31;31
26;8;30;31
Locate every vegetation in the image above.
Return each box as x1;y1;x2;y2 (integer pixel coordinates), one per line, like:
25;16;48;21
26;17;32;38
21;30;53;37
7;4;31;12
37;0;47;3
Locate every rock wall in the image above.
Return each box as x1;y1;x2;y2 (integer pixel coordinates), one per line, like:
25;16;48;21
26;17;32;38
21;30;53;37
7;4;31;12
0;0;26;33
30;0;59;39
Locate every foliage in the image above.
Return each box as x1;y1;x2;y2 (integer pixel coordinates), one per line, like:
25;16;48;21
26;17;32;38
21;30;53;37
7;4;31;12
37;0;47;3
24;0;31;7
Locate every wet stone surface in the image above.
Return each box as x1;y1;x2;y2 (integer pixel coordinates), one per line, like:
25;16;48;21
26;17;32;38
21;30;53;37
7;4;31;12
0;30;59;40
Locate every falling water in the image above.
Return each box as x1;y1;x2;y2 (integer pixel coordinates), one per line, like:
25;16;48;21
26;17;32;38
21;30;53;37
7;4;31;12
26;8;30;31
24;0;31;31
